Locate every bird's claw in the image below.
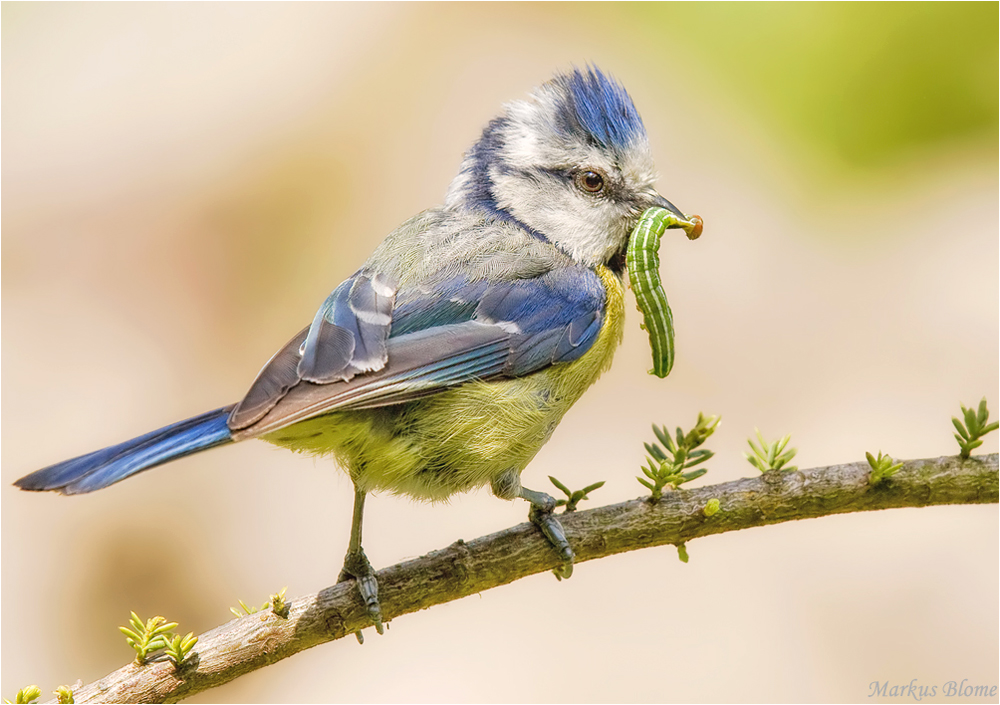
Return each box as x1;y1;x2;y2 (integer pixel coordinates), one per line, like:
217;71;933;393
529;502;575;580
339;550;384;638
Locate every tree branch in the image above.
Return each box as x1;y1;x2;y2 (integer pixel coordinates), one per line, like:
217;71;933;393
65;454;998;704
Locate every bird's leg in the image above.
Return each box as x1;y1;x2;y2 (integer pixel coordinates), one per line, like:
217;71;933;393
338;485;384;637
493;470;574;579
520;486;574;579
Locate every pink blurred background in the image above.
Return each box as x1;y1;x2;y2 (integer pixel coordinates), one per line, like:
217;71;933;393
3;4;997;703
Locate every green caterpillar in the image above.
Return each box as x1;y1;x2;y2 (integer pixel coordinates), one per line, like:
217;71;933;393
626;206;703;378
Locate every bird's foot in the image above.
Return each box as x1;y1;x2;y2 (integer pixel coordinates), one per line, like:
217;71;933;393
525;490;575;580
338;549;384;640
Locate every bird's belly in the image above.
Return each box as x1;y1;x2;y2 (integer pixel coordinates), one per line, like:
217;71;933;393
264;267;625;501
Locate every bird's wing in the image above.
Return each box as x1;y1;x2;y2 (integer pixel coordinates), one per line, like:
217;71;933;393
299;271;398;382
229;270;397;429
390;266;606;376
229;265;607;437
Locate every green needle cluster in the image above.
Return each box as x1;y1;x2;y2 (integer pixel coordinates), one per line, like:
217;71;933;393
119;612;197;667
120;613;177;665
232;587;290;620
953;398;999;459
866;451;904;486
4;686;41;704
164;632;199;667
744;429;798;473
638;413;720;503
5;685;74;704
549;476;605;513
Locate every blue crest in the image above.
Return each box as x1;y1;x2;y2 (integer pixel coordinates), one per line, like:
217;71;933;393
554;67;646;151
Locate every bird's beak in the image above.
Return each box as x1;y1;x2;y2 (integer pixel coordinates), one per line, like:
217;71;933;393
649;192;685;218
647;192;703;240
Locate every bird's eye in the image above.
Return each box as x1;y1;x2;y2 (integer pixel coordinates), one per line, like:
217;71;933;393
575;170;605;194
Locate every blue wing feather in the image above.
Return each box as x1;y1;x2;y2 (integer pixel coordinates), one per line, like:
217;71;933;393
477;266;605;373
391;265;606;379
232;263;606;438
298;271;396;384
391;277;486;336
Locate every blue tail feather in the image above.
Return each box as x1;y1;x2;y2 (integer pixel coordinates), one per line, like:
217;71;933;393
15;406;235;495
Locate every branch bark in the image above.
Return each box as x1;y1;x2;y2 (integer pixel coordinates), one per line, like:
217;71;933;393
65;453;998;704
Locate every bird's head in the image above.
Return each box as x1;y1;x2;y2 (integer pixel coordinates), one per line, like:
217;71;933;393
446;67;684;267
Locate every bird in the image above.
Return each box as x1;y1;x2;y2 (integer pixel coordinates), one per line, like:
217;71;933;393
16;66;696;636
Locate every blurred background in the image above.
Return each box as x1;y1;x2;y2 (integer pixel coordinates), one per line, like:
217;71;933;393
3;3;997;703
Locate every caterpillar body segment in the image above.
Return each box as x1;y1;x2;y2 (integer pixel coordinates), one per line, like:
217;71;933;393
626;207;703;378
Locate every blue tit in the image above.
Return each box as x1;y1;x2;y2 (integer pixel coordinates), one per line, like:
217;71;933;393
16;67;692;634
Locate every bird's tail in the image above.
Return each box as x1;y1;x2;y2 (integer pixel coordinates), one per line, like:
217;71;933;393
14;406;235;495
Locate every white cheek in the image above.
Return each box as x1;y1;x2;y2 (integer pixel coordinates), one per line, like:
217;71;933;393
537;196;624;264
567;203;630;264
